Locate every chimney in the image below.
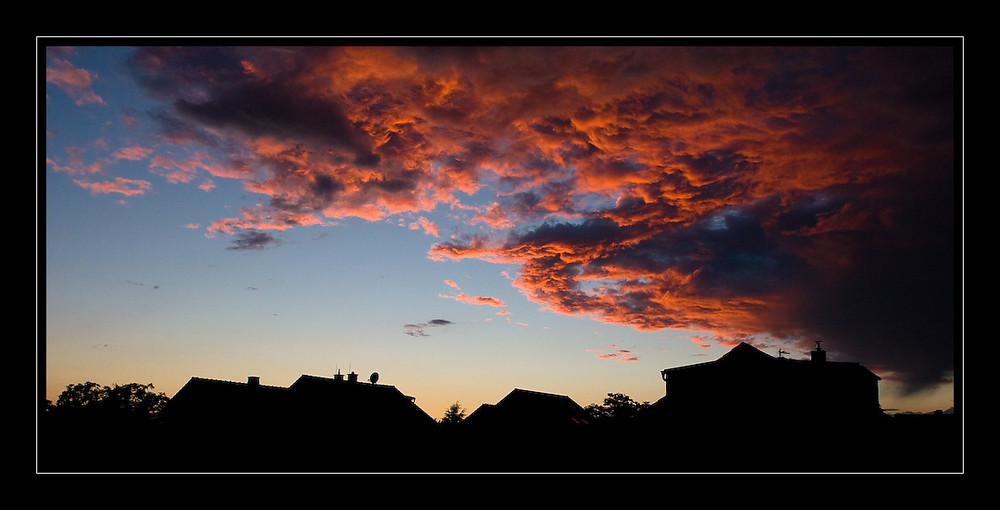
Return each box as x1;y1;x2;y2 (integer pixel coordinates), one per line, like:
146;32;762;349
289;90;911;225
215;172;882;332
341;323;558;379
810;342;826;363
248;376;260;387
348;371;359;383
333;369;344;381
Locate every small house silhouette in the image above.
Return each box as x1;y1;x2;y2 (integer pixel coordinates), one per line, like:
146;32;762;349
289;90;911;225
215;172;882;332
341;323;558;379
463;388;590;431
458;388;593;471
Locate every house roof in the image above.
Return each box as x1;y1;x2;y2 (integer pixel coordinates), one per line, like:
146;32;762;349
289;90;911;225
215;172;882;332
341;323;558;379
465;388;590;428
661;341;880;380
168;376;289;404
164;373;436;427
495;388;587;414
289;373;415;399
720;341;777;362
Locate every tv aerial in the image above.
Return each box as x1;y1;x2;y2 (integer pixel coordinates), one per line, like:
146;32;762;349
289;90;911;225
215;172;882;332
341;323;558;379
369;372;379;384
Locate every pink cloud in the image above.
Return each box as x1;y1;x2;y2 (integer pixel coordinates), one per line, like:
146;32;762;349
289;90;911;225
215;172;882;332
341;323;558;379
73;177;151;196
439;292;507;307
47;144;106;176
112;146;154;161
592;344;642;362
205;206;336;236
409;216;440;237
46;51;104;106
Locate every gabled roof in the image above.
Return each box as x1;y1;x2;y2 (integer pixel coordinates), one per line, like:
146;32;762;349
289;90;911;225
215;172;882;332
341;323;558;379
168;376;288;404
164;373;436;427
660;341;880;379
465;388;590;428
494;388;586;411
718;341;777;363
659;342;771;376
163;376;291;428
289;373;414;399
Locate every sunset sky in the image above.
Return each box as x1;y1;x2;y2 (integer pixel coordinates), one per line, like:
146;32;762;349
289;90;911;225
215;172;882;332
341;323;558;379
41;38;960;421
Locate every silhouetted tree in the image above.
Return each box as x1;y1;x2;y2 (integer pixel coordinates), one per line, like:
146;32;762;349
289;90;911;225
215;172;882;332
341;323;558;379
50;381;104;411
440;401;466;425
585;393;650;423
45;381;170;425
40;382;171;472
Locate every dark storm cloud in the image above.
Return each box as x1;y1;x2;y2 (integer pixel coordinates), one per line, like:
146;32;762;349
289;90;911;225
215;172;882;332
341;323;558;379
172;81;377;163
129;46;376;164
777;170;957;393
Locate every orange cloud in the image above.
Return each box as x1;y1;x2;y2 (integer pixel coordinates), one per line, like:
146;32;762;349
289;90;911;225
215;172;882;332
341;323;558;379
439;292;507;307
73;177;151;196
593;345;641;362
206;206;336;236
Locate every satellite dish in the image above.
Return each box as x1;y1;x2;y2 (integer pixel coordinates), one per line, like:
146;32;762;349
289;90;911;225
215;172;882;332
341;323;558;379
369;372;379;384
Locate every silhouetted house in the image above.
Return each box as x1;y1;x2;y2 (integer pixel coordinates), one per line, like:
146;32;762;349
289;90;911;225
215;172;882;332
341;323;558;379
285;373;436;433
463;388;590;432
162;375;290;433
163;371;436;437
648;342;883;425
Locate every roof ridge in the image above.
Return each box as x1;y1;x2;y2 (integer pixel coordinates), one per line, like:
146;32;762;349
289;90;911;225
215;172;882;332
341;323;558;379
511;387;571;398
188;376;286;389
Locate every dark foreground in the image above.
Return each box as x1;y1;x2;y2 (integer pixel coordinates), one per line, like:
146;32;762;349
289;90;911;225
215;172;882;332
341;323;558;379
37;412;961;473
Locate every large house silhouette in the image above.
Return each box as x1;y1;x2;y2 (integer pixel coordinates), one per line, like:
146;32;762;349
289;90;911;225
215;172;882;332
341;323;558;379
164;370;437;435
158;370;441;471
645;341;884;427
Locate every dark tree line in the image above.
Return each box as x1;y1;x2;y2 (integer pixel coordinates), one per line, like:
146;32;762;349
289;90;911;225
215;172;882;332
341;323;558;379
43;382;170;425
584;392;651;423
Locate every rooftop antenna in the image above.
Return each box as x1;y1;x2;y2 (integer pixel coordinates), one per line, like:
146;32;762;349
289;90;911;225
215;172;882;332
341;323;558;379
778;349;789;358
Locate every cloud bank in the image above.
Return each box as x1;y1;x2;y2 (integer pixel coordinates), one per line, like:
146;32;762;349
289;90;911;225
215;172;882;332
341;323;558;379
47;44;959;394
